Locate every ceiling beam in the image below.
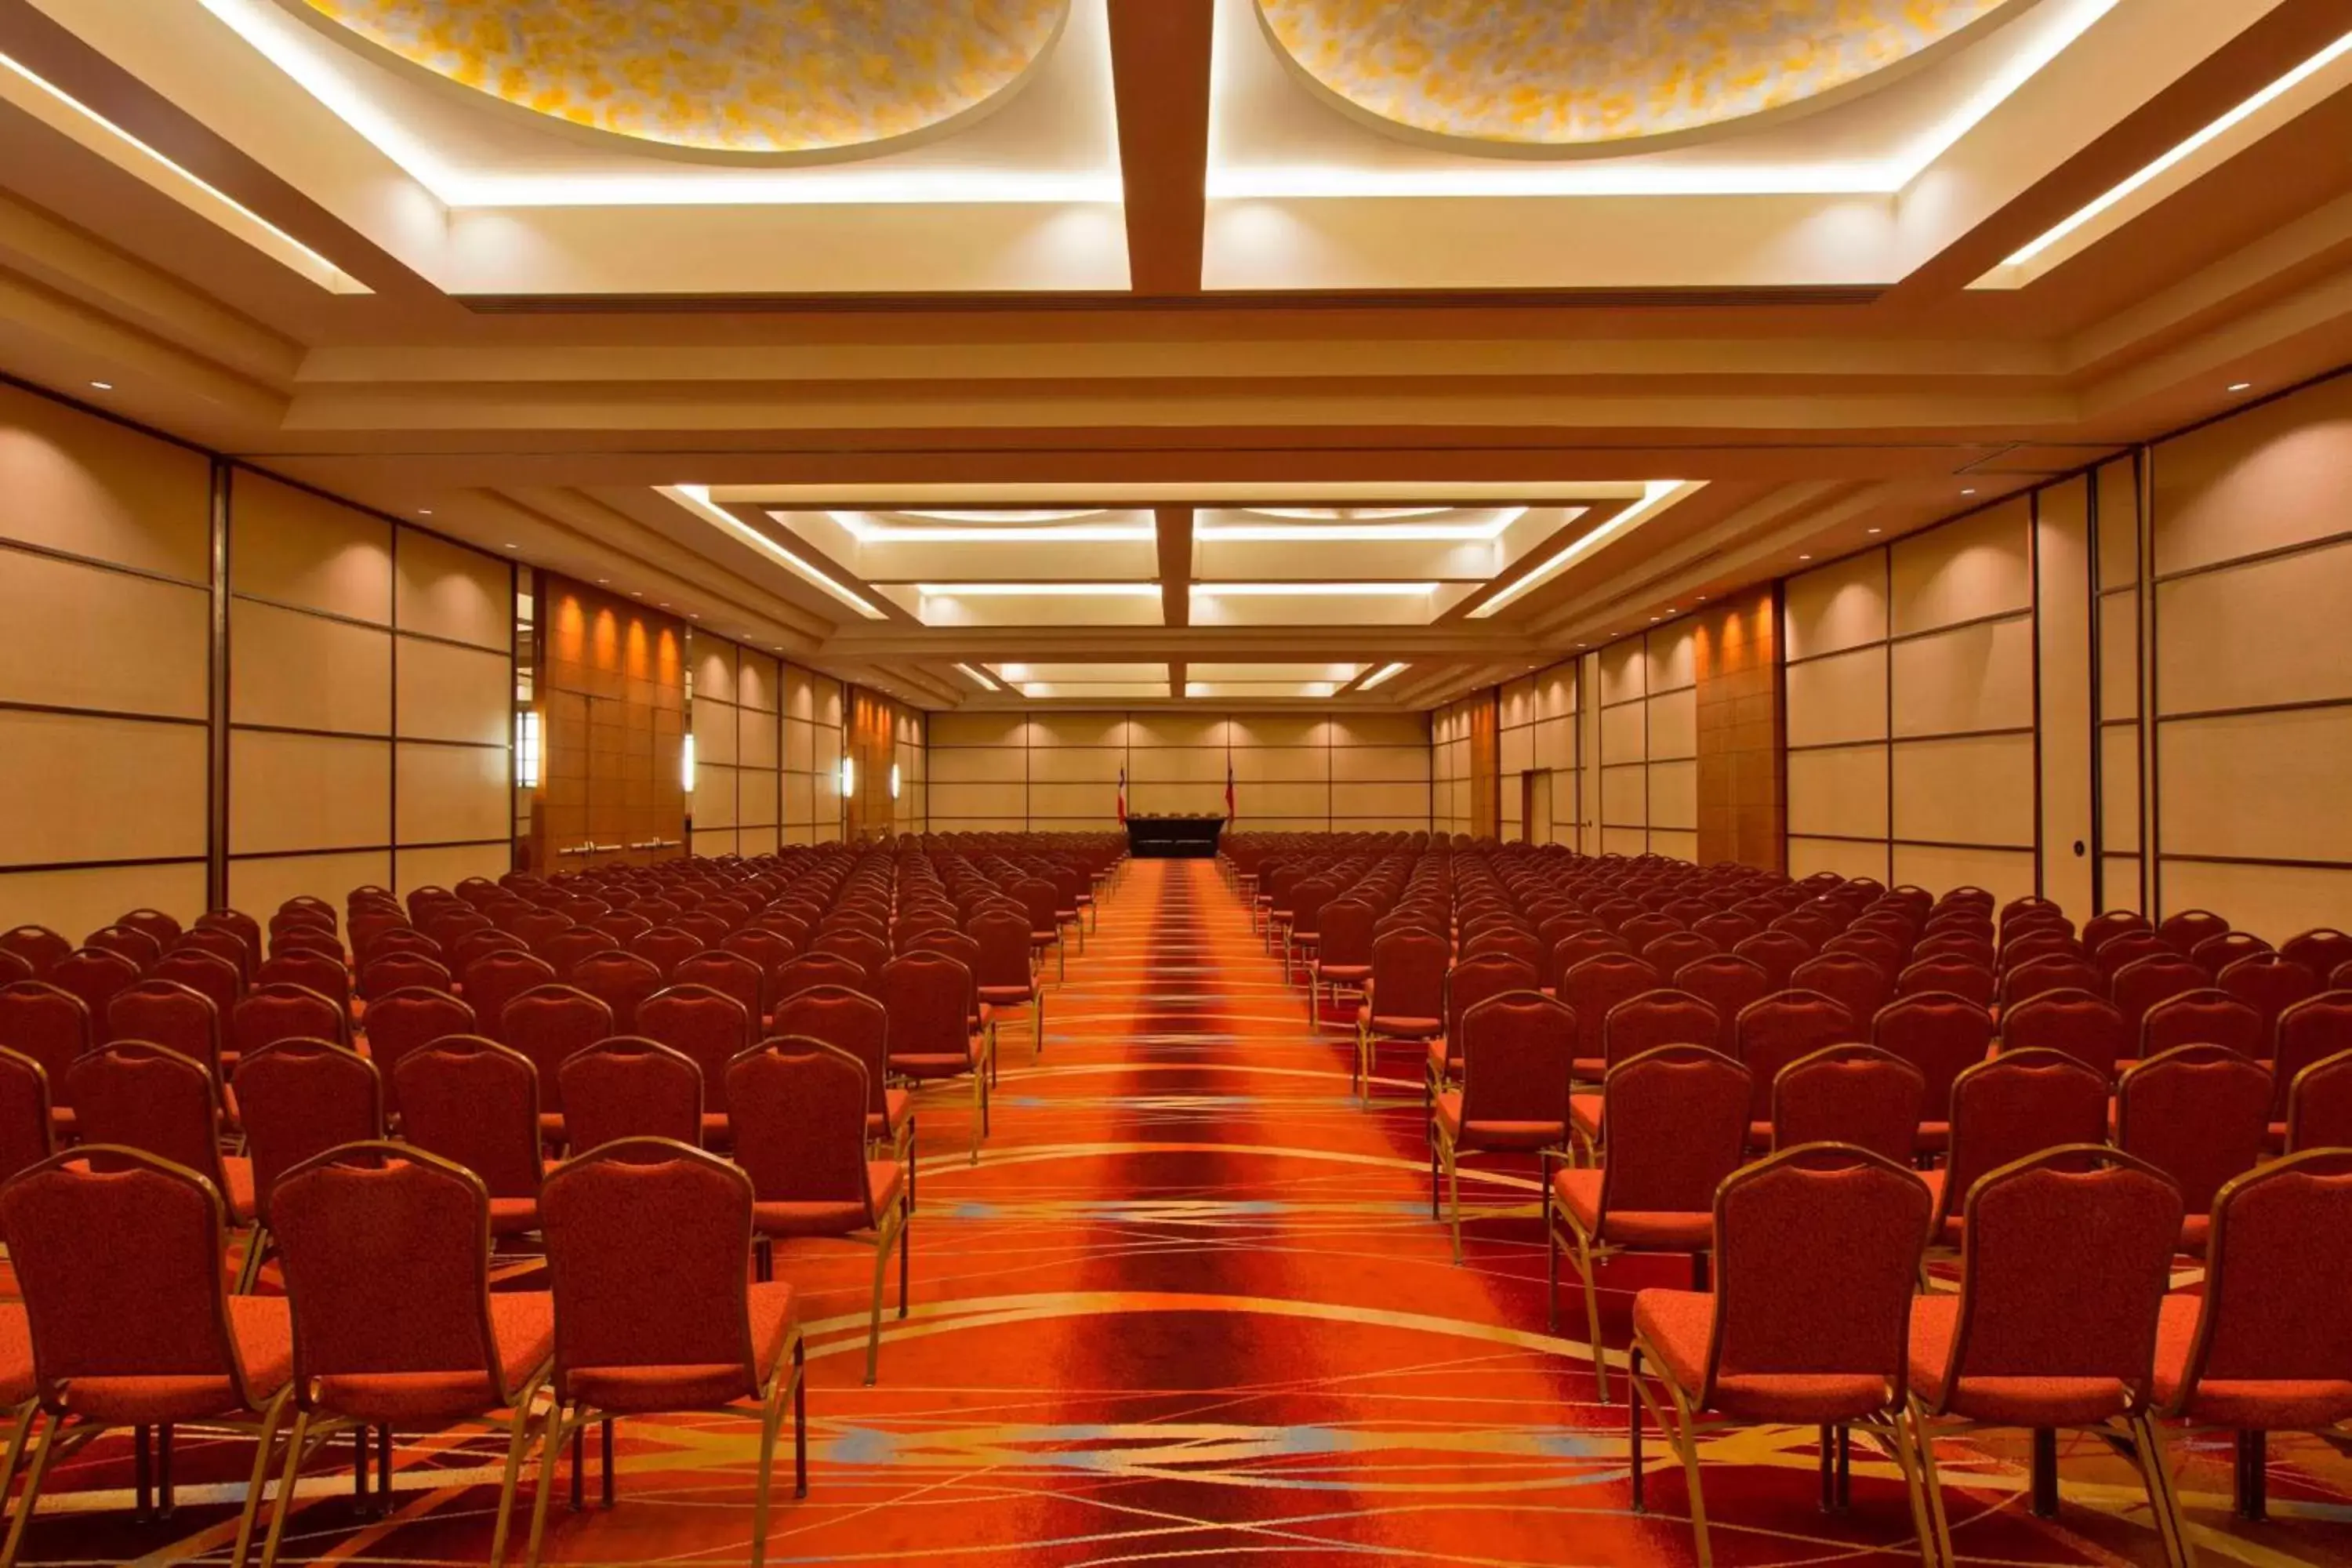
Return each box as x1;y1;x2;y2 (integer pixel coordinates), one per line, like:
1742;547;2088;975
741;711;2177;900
1105;0;1213;295
1155;503;1194;626
822;626;1542;659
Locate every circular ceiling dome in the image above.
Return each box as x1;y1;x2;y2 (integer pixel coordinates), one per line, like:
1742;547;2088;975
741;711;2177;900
293;0;1069;158
1256;0;2020;153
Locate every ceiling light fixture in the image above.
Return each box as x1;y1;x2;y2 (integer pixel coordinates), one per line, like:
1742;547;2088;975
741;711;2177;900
1196;506;1532;543
2228;382;2252;393
1867;528;1882;535
88;380;112;391
1962;488;1977;495
1472;481;1692;619
1999;29;2352;271
0;48;369;293
953;662;1001;691
1192;582;1438;597
825;510;1153;544
915;582;1160;597
661;485;885;619
1798;554;1813;561
1359;662;1408;690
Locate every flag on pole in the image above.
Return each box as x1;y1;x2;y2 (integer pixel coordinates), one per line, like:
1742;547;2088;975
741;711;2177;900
1225;757;1236;822
1116;765;1127;823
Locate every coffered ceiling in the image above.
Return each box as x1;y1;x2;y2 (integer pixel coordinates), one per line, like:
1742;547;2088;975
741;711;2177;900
2;0;2348;712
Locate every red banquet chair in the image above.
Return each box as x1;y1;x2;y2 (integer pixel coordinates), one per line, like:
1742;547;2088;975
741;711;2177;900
46;946;140;1024
0;1146;297;1568
2287;1049;2352;1152
106;977;223;1079
66;1040;255;1223
629;925;707;979
971;906;1044;1062
672;950;765;1031
462;949;557;1043
1788;953;1892;1034
728;1040;911;1385
2217;952;2321;1045
84;923;162;971
2113;953;2209;1036
2153;1149;2352;1526
637;984;750;1142
1923;1050;2111;1247
1899;956;1994;1011
0;982;89;1129
1561;954;1665;1081
2115;1044;2270;1254
0;1047;55;1186
260;1142;555;1568
232;1037;387;1283
1308;898;1376;1030
773;952;872;1002
1570;991;1720;1156
2158;909;2230;956
1771;1043;1924;1165
0;925;71;980
358;985;474;1118
2142;988;2264;1061
1357;930;1449;1109
2191;931;2272;980
1628;1145;1937;1568
502;985;614;1134
528;1139;808;1566
2001;988;2127;1080
393;1036;547;1239
1733;991;1855;1146
2280;927;2352;982
882;952;989;1163
151;946;242;1024
771;985;912;1198
566;949;664;1035
1431;992;1576;1261
1425;953;1537;1106
1907;1147;2187;1568
559;1036;703;1153
2271;993;2352;1133
1673;954;1769;1054
1548;1044;1750;1402
1732;931;1812;990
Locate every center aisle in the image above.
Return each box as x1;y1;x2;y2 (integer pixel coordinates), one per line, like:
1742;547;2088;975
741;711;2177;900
166;857;2246;1568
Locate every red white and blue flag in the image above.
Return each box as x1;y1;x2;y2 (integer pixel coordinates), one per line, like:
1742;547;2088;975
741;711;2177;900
1116;765;1127;823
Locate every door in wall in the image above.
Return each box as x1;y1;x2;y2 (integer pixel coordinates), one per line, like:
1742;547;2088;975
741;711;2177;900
1523;769;1552;844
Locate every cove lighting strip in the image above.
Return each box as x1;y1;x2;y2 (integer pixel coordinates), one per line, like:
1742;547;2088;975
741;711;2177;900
916;583;1160;597
1472;481;1693;619
1359;661;1408;690
1196;506;1530;543
0;49;368;293
660;486;886;619
827;511;1154;543
1194;582;1438;597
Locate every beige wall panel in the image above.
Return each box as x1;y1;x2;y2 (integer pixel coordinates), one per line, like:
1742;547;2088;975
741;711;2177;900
930;712;1025;748
230;731;390;854
0;551;208;719
2038;476;2096;922
781;666;815;724
1788;744;1890;840
1534;717;1574;771
737;652;779;714
1535;666;1577;720
691;828;738;858
812;725;844;777
0;862;209;938
1232;781;1327;818
931;746;1026;785
2154;375;2352;576
1889;501;2031;635
1647;688;1698;760
1238;817;1327;834
0;386;211;581
1891;844;2036;906
2101;728;2142;854
1129;715;1228;748
1334;713;1426;748
1786;647;1888;749
1334;781;1430;818
742;825;779;856
397;741;510;845
812;760;842;822
1499;679;1534;730
1600;763;1647;828
1028;713;1129;748
1599;702;1647;766
1137;781;1225;814
1790;835;1892;885
691;642;737;706
1891;733;2036;848
691;767;739;830
1599;640;1646;706
738;764;778;828
2158;545;2352;716
230;601;392;735
1499;724;1533;774
1650;829;1700;863
1648;758;1698;830
229;851;390;927
815;681;843;729
1890;615;2033;737
783;718;815;773
1341;816;1434;832
395;842;508;899
0;711;207;866
1602;827;1649;856
2096;457;2141;591
231;475;391;622
1029;747;1123;785
1784;550;1888;661
783;772;815;825
739;710;779;771
2157;860;2352;938
1646;624;1698;693
1333;746;1428;783
2102;856;2144;915
395;530;509;649
397;638;509;746
1229;714;1328;747
2099;593;2140;718
1234;747;1327;783
1131;748;1227;784
691;699;739;766
2158;707;2352;864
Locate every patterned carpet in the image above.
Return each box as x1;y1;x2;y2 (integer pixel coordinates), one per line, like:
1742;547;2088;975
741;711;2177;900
13;858;2352;1566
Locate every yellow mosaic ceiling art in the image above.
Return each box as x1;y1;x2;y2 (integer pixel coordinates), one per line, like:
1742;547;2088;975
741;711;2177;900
1257;0;2018;150
296;0;1068;155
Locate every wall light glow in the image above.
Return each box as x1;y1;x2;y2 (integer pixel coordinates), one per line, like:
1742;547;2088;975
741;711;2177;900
681;732;695;792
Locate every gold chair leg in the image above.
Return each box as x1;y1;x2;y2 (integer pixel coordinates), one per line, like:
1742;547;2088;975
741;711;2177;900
2131;1412;2194;1568
1575;1228;1610;1403
235;1227;270;1295
1443;1133;1464;1264
750;1377;783;1568
524;1401;570;1568
487;1371;551;1567
230;1387;294;1568
865;1232;889;1386
257;1406;314;1568
1033;993;1045;1061
0;1400;37;1540
0;1412;64;1568
1907;1396;1955;1568
1878;1408;1940;1568
968;1069;983;1164
1656;1368;1714;1568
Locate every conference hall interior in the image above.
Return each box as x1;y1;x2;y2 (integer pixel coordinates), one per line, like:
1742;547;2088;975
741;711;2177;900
1;1;2350;1564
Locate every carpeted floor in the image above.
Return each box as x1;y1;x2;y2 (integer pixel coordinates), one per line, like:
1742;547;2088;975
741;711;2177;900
13;858;2352;1565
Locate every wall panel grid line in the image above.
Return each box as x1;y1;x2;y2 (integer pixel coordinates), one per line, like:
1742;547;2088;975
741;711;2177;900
2149;524;2352;586
0;700;210;728
1781;606;2032;667
0;532;209;593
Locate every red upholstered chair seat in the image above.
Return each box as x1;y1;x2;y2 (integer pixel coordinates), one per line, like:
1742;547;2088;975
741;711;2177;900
1432;1091;1561;1152
64;1296;292;1425
1907;1295;2134;1427
2151;1295;2352;1430
312;1294;553;1425
1632;1290;1894;1422
866;1087;912;1144
563;1280;798;1415
1568;1092;1602;1143
889;1035;984;1079
754;1161;906;1240
1549;1167;1712;1248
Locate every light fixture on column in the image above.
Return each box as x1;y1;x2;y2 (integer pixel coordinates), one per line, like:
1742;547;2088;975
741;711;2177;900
682;733;695;792
890;763;902;800
840;755;856;796
515;710;543;789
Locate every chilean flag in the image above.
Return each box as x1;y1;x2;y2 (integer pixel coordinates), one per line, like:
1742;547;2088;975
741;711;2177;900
1116;765;1127;823
1225;757;1236;821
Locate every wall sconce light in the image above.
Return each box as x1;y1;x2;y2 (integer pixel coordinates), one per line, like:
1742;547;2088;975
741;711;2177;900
840;755;855;796
682;733;695;792
515;710;542;789
889;763;902;800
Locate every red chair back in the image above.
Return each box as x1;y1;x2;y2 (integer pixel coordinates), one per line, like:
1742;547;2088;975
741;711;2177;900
1672;955;1769;1054
537;925;621;981
1872;992;1994;1123
768;986;891;1123
1562;954;1663;1065
630;926;708;978
1999;953;2103;1010
393;1036;543;1200
49;946;141;1021
673;950;765;1029
2274;993;2352;1121
812;928;890;978
1639;931;1718;977
1894;955;1993;1007
1691;911;1760;949
460;950;557;1043
1771;1043;1924;1164
539;1139;761;1406
1940;1051;2112;1225
1732;931;1812;990
85;924;162;971
2112;953;2210;1033
2082;910;2151;953
2000;989;2126;1080
1443;954;1537;1044
2158;909;2230;956
151;947;241;1022
2143;988;2264;1060
1457;993;1575;1129
2191;931;2271;980
1733;990;1856;1123
234;1038;385;1225
560;1037;702;1152
172;925;255;984
2168;1149;2352;1410
2280;928;2352;982
880;952;973;1062
1789;953;1891;1030
1316;899;1377;970
0;980;90;1097
1705;1145;1932;1404
65;1043;227;1192
2218;953;2321;1044
1595;1046;1750;1218
967;909;1033;993
1548;931;1631;990
774;952;872;1000
639;984;750;1115
0;1047;55;1185
2092;931;2173;982
2288;1050;2352;1152
0;926;71;980
106;978;222;1077
1602;989;1719;1074
566;949;663;1034
727;1039;875;1217
501;985;614;1111
2115;1044;2269;1218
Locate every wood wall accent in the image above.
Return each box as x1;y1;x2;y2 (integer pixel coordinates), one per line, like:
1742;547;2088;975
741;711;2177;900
1694;586;1786;873
1466;689;1501;840
531;573;686;871
844;685;898;839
